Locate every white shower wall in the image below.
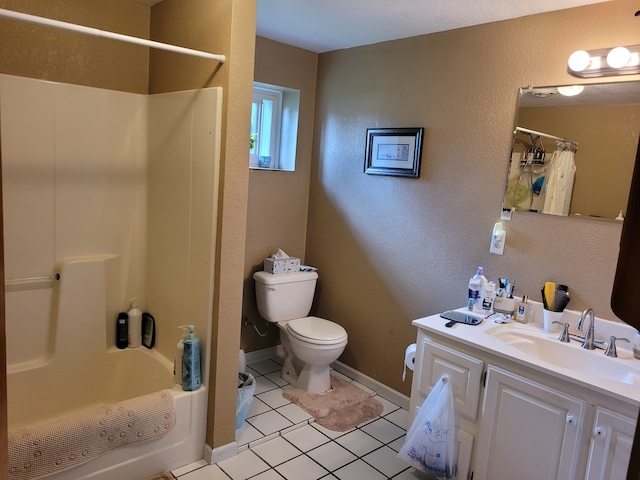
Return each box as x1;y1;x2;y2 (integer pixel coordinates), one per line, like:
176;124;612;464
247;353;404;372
0;74;221;378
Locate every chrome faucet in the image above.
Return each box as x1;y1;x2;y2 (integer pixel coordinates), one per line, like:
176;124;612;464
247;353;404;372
576;308;596;350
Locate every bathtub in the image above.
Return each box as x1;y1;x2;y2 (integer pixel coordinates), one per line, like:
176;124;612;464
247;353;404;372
6;257;208;479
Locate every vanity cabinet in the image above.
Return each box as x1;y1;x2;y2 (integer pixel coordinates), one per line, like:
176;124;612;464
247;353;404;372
475;366;586;480
409;323;638;480
585;407;635;480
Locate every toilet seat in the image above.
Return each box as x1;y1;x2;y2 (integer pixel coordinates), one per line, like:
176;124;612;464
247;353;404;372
286;316;347;345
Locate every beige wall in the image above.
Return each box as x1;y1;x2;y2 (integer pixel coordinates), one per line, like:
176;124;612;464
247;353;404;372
306;0;640;395
0;0;150;93
517;103;640;219
242;37;318;352
149;0;255;448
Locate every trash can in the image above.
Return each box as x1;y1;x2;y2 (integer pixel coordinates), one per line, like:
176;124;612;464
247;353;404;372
236;372;255;429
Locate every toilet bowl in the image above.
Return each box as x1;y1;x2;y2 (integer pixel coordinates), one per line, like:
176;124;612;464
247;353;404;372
280;316;347;393
253;270;348;394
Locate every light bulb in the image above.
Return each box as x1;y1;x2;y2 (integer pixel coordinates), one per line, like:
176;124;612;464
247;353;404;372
607;47;631;68
568;50;591;72
557;85;584;96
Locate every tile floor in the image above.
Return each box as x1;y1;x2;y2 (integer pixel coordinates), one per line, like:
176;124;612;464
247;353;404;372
171;357;424;480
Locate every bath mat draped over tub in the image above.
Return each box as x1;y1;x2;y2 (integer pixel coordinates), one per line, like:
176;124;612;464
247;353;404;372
8;389;176;480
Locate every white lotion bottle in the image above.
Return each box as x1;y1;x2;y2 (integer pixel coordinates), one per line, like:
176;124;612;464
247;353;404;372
174;327;186;385
127;299;142;348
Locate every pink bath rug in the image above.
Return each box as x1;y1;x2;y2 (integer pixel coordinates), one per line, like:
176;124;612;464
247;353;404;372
282;375;383;431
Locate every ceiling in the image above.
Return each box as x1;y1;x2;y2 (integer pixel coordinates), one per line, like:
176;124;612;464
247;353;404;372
256;0;613;53
132;0;615;54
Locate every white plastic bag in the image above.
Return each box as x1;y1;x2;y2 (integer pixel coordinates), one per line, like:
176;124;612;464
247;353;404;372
397;375;455;478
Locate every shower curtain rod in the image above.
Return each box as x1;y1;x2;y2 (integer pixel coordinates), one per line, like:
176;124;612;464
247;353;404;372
0;8;226;63
515;126;576;145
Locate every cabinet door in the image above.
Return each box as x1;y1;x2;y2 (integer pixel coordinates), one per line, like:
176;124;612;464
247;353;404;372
585;407;635;480
411;336;484;421
475;366;586;480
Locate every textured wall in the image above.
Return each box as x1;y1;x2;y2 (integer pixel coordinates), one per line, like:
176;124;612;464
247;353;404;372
307;0;640;395
243;37;318;352
0;0;150;93
150;0;256;448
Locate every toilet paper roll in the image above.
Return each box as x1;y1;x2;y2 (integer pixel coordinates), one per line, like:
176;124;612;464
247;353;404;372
402;344;417;381
239;349;246;374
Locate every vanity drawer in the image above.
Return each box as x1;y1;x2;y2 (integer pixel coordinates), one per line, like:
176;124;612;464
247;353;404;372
416;337;484;420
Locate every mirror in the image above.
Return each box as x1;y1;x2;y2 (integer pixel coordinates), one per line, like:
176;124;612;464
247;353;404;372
503;81;640;221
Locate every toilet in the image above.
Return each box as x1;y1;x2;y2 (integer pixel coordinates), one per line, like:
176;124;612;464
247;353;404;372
253;270;348;394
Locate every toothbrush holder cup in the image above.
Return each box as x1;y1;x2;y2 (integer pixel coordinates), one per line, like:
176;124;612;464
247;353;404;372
543;309;564;332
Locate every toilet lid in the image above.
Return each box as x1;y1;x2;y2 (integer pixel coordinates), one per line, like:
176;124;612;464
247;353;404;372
286;316;347;345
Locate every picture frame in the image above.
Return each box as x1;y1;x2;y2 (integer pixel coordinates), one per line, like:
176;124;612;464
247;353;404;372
364;127;424;177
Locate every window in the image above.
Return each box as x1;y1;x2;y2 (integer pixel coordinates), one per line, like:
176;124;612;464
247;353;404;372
250;82;300;171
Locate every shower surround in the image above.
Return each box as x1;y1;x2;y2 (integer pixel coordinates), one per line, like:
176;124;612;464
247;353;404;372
1;74;221;479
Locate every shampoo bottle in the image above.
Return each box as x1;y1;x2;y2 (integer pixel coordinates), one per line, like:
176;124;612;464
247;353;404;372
174;327;186;385
180;325;201;391
127;299;142;348
468;267;488;312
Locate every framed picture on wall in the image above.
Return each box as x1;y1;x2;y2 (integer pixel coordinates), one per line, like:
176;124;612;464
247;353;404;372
364;127;424;177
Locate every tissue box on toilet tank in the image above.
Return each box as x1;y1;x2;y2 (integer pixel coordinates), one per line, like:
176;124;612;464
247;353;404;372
264;257;300;274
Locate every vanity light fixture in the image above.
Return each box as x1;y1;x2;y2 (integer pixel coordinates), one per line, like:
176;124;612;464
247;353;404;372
557;85;584;96
568;45;640;78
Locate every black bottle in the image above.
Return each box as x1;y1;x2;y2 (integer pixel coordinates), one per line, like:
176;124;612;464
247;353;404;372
116;312;128;349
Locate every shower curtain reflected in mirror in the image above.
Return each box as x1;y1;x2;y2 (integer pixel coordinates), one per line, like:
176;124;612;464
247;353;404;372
541;141;577;216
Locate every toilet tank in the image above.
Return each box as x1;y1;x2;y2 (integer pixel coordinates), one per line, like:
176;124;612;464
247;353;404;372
253;271;318;322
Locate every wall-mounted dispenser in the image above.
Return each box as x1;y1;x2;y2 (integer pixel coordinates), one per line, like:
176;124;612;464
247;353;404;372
490;222;506;255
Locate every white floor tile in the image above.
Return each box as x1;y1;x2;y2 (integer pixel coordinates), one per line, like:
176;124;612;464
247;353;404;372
254;376;280;395
333;459;387;479
249;359;282;375
236;421;265;446
248;410;294;436
350;380;375;395
275;454;329;480
387;435;406;453
172;459;208;476
177;464;229;480
257;388;290;409
217;449;271;480
391;466;426;479
311;422;351;439
265;371;288;386
360;418;406;444
282;424;330;452
384;408;409;430
252;436;302;467
363;445;410;477
251;470;288;480
334;429;384;457
276;403;313;424
247;397;272;418
375;395;401;415
306;441;357;472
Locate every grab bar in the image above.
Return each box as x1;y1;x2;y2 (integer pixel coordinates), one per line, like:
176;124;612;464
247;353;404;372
5;273;60;286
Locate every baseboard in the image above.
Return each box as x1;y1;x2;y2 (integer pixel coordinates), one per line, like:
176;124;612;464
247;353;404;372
244;346;279;365
203;441;237;465
331;360;411;411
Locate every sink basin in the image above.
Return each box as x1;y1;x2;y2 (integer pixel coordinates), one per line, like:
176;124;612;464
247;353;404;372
489;329;640;386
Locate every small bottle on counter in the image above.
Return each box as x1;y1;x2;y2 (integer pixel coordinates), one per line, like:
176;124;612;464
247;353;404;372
468;266;487;312
482;281;496;312
514;295;530;323
633;331;640;360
